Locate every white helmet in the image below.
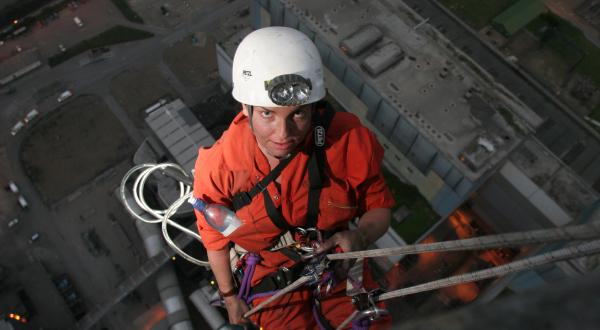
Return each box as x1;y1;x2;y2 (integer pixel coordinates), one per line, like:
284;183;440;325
232;27;326;108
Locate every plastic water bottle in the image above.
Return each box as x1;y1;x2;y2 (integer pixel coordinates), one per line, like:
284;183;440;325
188;197;242;236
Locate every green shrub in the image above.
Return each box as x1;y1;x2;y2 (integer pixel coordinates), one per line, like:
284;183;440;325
110;0;144;24
48;25;153;67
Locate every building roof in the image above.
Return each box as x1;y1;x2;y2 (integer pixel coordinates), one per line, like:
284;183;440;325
272;0;540;182
492;0;545;36
145;99;215;173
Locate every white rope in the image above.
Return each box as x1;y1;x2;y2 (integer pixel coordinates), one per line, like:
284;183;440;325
327;221;600;260
119;163;210;267
376;239;600;302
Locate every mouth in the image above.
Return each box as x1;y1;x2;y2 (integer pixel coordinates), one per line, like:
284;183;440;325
271;141;295;151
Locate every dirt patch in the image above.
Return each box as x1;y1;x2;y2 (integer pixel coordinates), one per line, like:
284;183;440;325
163;34;219;88
504;31;539;57
109;65;178;127
20;95;134;204
520;48;571;92
129;0;222;29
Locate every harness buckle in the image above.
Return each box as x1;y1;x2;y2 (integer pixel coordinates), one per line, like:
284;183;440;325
351;289;388;322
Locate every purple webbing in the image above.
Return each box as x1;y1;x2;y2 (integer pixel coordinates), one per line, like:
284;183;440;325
246;290;278;304
351;316;370;330
313;303;328;330
237;253;261;302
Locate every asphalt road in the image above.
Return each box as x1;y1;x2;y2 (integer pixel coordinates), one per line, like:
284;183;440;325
400;0;600;191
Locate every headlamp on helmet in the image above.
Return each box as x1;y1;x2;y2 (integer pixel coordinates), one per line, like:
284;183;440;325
264;74;312;106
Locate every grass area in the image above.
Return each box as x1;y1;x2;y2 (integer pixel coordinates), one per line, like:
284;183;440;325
528;14;600;89
382;168;440;244
48;25;153;67
440;0;516;30
110;0;144;24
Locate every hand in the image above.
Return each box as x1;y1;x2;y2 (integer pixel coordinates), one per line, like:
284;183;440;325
315;229;368;254
223;295;250;325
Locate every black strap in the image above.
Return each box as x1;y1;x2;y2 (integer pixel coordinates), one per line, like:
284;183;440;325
249;262;306;296
262;189;291;231
232;152;298;211
305;104;335;228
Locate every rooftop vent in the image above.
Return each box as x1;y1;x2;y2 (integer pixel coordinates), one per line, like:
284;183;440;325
361;43;405;77
458;134;503;172
339;25;382;57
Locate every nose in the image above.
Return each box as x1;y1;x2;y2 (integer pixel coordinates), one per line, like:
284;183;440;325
274;117;293;140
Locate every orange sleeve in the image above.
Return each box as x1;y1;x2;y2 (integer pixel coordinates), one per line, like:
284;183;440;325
193;145;233;251
345;127;396;213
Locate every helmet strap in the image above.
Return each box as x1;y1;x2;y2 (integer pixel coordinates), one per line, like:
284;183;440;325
246;104;254;130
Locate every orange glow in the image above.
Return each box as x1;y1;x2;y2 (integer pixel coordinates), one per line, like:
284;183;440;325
447;209;475;239
143;305;167;330
441;282;479;303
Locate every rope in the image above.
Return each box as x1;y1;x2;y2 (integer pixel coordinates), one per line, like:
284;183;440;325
327;222;600;261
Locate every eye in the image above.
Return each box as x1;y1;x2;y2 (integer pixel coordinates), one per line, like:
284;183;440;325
293;108;308;118
259;110;272;118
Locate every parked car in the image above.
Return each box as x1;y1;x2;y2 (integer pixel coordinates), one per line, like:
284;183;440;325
28;233;40;244
7;180;19;193
8;218;19;228
18;195;28;209
52;274;87;320
57;90;72;102
11;121;25;136
24;109;39;123
73;17;83;27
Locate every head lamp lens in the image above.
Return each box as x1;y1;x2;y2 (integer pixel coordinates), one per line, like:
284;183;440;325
265;74;312;106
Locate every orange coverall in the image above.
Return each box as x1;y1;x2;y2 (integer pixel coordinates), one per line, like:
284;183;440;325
194;107;395;329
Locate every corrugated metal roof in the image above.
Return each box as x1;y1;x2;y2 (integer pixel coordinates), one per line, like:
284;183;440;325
492;0;545;36
145;99;215;173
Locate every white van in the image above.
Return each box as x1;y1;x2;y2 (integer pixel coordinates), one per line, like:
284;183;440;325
57;90;72;102
73;17;83;27
7;181;19;194
18;195;29;209
10;121;25;136
24;109;39;123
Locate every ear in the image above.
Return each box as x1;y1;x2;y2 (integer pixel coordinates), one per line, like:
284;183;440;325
241;104;249;117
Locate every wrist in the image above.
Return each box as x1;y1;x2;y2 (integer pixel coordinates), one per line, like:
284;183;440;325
219;287;237;298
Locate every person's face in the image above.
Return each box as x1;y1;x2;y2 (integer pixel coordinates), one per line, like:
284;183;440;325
243;104;313;160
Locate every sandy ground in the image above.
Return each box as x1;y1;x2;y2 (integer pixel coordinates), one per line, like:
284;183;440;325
109;65;179;127
163;34;219;88
20;94;135;204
